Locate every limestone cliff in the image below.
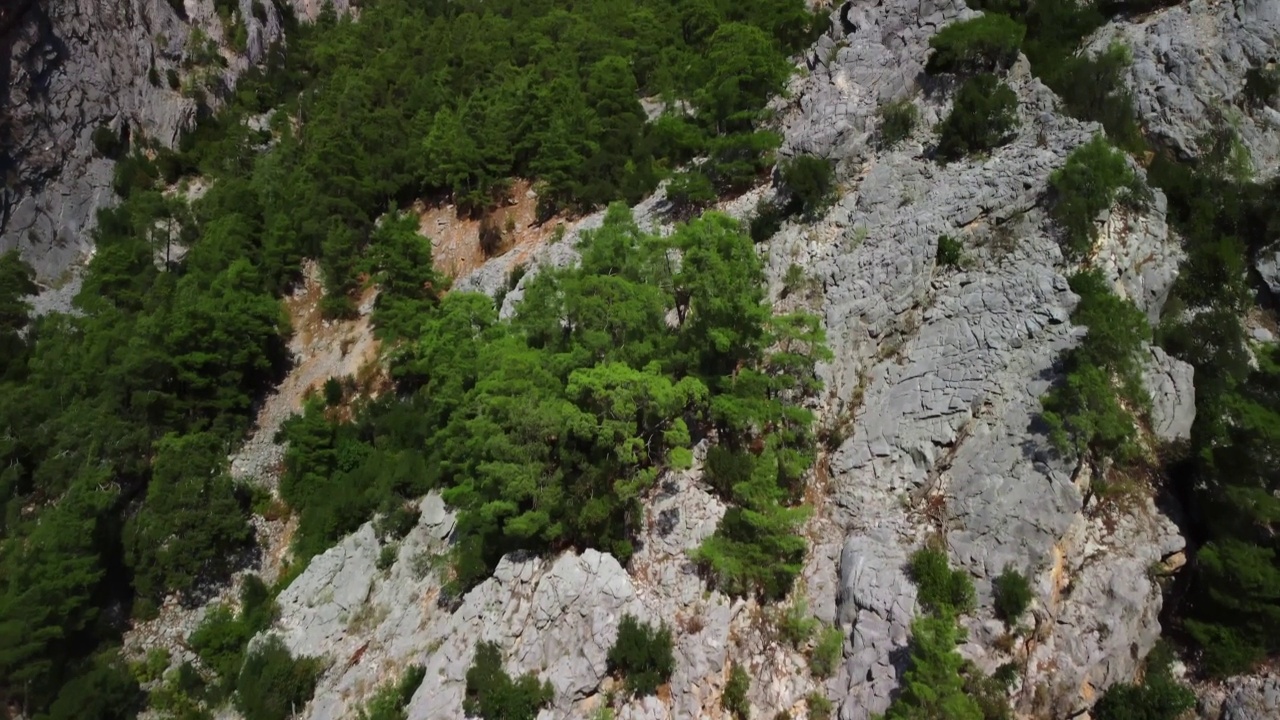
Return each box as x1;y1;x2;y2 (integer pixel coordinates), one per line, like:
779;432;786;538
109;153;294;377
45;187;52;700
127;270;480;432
0;0;283;282
109;1;1279;719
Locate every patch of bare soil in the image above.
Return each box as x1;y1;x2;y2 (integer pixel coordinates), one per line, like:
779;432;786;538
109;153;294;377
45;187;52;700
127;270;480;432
228;260;381;487
416;179;569;283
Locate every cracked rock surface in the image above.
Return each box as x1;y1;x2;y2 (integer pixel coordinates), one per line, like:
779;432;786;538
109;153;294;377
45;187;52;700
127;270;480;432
0;0;283;281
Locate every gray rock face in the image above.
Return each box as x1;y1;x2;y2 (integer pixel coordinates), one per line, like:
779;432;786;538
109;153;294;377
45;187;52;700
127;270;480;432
1216;676;1280;720
836;533;917;719
1258;242;1280;298
0;0;283;281
767;4;1190;716
1089;0;1280;177
1144;346;1196;442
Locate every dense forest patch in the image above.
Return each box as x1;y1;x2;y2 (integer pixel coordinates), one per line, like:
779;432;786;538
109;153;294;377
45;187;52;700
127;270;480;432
0;0;825;714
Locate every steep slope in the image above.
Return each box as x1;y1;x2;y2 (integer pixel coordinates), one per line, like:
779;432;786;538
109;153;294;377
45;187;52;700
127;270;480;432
0;0;284;281
109;2;1279;719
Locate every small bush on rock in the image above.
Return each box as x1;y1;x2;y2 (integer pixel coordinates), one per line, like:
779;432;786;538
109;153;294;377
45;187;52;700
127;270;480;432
936;234;964;268
1041;269;1150;463
607;614;675;698
235;635;323;720
878;99;919;148
926;15;1026;74
667;169;717;217
93;125;125;158
808;693;834;720
1243;66;1280;109
909;547;975;615
1093;643;1195;720
779;154;835;218
464;642;552;720
936;74;1019;162
723;663;751;720
1049;135;1140;260
992;566;1033;624
884;613;983;720
810;626;844;679
359;665;425;720
776;596;818;649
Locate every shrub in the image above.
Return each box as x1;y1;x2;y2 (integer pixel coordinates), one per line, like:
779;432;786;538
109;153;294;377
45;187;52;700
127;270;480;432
704;446;756;498
1243;66;1280;109
167;68;181;89
809;626;844;679
936;234;964;268
749;197;785;243
235;635;323;720
1041;270;1150;462
776;597;818;649
884;614;983;720
962;662;1014;720
358;665;425;720
1049;136;1140;259
1034;40;1145;152
377;544;398;572
909;547;975;615
666;169;717;217
478;218;504;258
607;615;675;697
808;692;834;720
992;566;1033;624
926;15;1026;74
779;154;835;218
464;642;553;720
323;377;344;406
375;502;420;541
723;663;751;720
1093;643;1194;720
936;74;1019;161
878;99;919;148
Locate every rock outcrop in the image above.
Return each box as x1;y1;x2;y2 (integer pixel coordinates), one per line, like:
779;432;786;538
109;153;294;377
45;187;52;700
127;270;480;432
0;0;283;281
1089;0;1280;177
177;2;1244;719
767;2;1192;716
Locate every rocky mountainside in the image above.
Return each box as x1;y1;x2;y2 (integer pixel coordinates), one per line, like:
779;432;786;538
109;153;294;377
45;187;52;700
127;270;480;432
0;0;285;282
23;0;1275;719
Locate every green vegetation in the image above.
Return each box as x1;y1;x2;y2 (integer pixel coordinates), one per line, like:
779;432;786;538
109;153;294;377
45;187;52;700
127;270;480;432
1093;644;1194;720
885;548;1011;720
358;666;426;720
778;154;836;219
189;575;277;697
886;613;983;720
272;205;828;591
936;74;1019;161
1243;66;1280;109
991;566;1032;625
607;615;675;697
807;692;834;720
909;547;976;615
936;234;964;268
878;98;919;148
1148;144;1280;674
92;125;125;158
723;663;751;720
235;635;323;720
1048;136;1143;260
775;596;819;649
1041;270;1150;465
926;15;1025;74
464;642;553;720
809;626;844;679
